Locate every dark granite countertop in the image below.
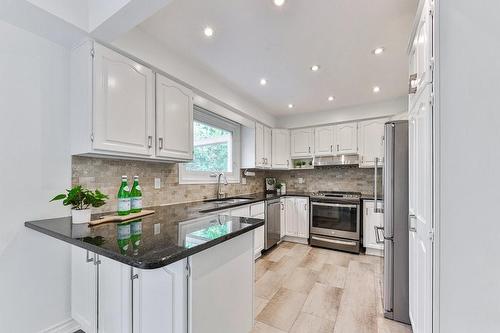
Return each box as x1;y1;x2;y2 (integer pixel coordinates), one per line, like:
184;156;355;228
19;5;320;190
25;203;264;269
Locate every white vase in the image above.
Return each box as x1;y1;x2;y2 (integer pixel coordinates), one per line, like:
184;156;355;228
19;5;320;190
71;209;92;224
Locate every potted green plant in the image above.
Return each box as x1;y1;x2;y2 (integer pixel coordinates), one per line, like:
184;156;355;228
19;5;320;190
301;161;307;168
51;185;108;224
275;182;282;194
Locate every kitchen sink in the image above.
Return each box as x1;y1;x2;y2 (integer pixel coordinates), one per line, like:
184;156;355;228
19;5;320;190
204;197;253;204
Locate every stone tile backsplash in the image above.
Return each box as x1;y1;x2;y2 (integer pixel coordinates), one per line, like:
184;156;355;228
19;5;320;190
72;156;380;213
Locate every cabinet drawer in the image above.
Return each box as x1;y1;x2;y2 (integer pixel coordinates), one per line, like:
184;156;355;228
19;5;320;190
250;202;265;217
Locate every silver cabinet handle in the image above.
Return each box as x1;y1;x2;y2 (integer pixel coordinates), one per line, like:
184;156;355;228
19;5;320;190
330;145;333;152
148;135;152;148
262;157;265;165
130;267;139;280
286;160;289;167
159;137;164;150
409;214;417;232
337;144;339;151
86;250;94;263
374;226;385;244
304;203;307;211
308;146;311;153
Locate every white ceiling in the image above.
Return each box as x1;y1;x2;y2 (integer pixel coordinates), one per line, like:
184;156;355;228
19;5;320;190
138;0;417;116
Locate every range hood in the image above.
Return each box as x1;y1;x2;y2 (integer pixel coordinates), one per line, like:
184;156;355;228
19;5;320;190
313;155;359;166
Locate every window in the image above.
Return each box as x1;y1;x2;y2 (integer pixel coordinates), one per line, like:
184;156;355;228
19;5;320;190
179;107;241;184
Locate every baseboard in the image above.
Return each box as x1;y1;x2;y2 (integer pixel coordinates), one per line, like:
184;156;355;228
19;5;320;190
40;318;81;333
365;247;384;257
282;236;309;245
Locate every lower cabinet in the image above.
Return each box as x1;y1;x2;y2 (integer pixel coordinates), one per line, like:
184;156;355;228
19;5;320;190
71;246;187;333
283;197;309;241
230;202;265;259
363;200;384;256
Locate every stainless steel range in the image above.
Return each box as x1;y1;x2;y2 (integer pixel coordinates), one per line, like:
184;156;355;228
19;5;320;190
309;191;362;253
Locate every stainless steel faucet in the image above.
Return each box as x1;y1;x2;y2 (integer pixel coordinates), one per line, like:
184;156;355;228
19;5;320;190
213;172;228;200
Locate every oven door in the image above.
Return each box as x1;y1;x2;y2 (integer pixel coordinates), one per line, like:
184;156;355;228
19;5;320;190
310;201;360;240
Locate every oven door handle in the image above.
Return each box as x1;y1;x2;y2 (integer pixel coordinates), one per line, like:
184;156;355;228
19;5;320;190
311;202;358;209
311;236;357;247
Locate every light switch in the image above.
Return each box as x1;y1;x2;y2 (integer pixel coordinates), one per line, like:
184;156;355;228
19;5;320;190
154;223;161;235
154;178;161;189
241;177;247;185
298;177;304;184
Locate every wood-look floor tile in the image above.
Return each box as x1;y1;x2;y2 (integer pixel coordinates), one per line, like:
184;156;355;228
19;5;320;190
298;251;328;271
265;246;290;262
251;321;287;333
255;270;284;300
289;312;335;333
324;249;353;267
282;267;319;294
256;259;275;281
316;263;348;289
279;241;296;249
257;288;308;332
255;296;269;317
269;255;300;277
302;282;343;321
333;261;378;333
288;243;311;258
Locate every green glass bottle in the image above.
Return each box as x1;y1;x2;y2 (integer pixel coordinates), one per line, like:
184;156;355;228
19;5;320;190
130;219;142;255
130;176;143;213
117;175;131;216
116;222;131;255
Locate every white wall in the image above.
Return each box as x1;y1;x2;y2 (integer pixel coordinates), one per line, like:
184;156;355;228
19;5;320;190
276;96;407;128
26;0;89;30
113;28;276;127
0;20;72;332
437;1;500;332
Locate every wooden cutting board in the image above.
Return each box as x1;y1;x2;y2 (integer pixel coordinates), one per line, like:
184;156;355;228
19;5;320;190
89;210;155;226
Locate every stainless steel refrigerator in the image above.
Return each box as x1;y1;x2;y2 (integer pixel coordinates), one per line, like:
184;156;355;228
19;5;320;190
378;120;410;324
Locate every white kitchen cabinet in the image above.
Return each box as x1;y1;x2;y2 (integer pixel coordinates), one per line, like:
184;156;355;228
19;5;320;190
231;202;265;259
291;128;314;157
363;200;384;256
314;126;335;156
283;197;309;242
71;246;187;333
229;205;250;218
242;122;272;169
156;73;193;161
280;199;286;239
334;122;358;155
358;118;389;167
272;129;291;169
253;214;265;259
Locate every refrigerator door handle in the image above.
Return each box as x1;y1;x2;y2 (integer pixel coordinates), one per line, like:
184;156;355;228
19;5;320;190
383;239;394;313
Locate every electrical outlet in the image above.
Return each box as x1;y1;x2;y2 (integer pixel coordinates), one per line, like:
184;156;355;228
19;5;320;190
154;178;161;189
298;177;304;184
154;223;161;235
241;177;247;185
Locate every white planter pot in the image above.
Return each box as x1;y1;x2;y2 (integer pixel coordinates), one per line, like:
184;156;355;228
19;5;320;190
71;209;92;224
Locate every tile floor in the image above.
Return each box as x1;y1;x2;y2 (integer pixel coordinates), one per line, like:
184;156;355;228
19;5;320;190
252;242;412;333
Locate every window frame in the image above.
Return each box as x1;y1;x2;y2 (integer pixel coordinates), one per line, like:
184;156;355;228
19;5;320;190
179;106;241;184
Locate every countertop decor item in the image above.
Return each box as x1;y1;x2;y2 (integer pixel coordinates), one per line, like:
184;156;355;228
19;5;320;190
50;185;108;224
89;209;155;226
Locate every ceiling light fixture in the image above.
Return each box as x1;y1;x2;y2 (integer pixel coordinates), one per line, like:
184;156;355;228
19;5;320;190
328;96;335;102
273;0;286;6
310;65;320;72
373;86;381;93
204;26;214;37
288;104;294;109
372;47;384;55
260;78;267;86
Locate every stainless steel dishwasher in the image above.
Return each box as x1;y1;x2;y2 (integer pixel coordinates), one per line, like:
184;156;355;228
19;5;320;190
265;199;281;250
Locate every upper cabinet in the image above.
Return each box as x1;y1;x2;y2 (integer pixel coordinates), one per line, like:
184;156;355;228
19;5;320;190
291;128;314;158
358;118;388;167
241;122;272;169
334;122;358;155
314;126;335;156
91;43;155;157
156;74;193;161
272;129;290;169
70;40;193;162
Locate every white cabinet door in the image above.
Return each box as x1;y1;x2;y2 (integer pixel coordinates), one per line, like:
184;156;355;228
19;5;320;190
408;83;433;333
253;216;265;259
263;125;272;168
280;199;286;238
291;128;314;157
230;205;250;218
284;197;297;237
363;200;384;255
314;126;335;156
295;197;310;239
334;122;358;154
255;123;265;167
156;74;193;161
358;118;388;167
132;260;187;333
71;247;97;333
272;129;290;169
92;43;155;157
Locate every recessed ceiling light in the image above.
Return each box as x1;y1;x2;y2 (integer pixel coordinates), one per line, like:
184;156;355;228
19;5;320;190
288;104;294;109
372;47;384;55
204;26;214;37
373;86;381;93
328;96;335;102
310;65;320;72
273;0;286;6
260;78;267;86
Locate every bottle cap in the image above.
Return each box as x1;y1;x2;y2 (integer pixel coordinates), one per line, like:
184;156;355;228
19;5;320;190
122;175;127;179
134;175;139;180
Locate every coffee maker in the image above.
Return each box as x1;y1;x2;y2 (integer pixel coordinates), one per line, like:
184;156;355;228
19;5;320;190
265;177;277;193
